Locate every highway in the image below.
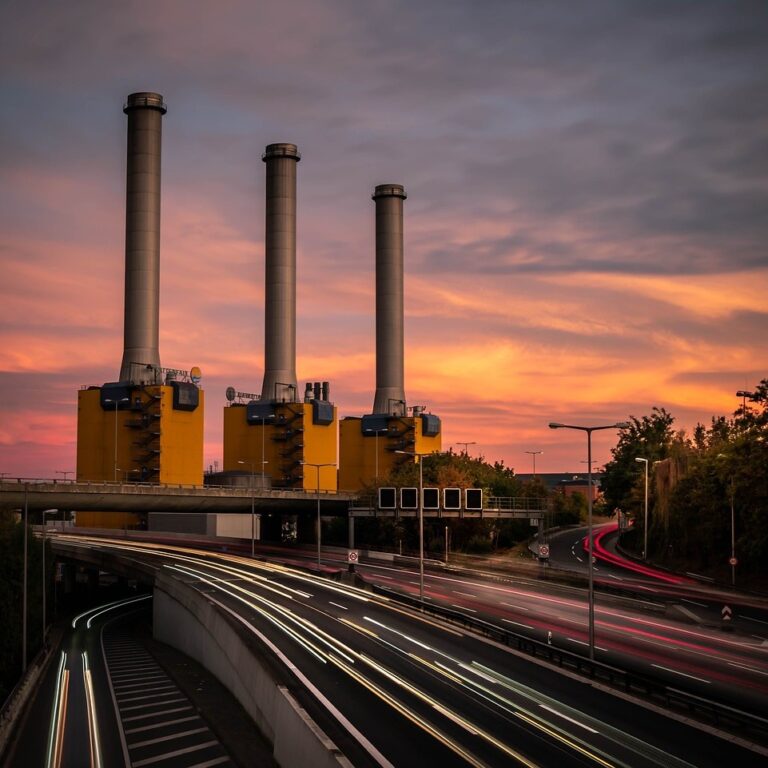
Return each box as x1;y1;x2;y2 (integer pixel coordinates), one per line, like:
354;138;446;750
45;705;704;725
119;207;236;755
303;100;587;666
40;534;768;766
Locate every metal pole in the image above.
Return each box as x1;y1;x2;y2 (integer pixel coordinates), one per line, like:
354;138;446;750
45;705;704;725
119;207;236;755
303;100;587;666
375;430;379;481
114;400;119;482
22;484;28;672
348;513;355;573
42;512;46;646
731;481;736;587
643;461;649;561
445;525;449;564
317;468;322;569
419;457;424;602
251;467;255;559
587;429;595;661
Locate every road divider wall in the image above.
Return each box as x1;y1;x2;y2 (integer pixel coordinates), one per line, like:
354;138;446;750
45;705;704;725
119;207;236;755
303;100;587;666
153;572;352;768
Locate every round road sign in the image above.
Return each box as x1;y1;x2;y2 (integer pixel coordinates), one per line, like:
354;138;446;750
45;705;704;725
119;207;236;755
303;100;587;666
348;550;359;563
729;556;738;566
539;544;550;558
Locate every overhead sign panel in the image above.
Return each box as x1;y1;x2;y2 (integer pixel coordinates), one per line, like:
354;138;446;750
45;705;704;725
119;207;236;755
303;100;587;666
400;487;418;510
443;487;461;510
422;487;439;509
465;488;483;511
378;487;396;510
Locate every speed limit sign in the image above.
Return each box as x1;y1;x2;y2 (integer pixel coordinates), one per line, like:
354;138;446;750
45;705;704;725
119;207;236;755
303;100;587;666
539;544;550;559
348;550;359;564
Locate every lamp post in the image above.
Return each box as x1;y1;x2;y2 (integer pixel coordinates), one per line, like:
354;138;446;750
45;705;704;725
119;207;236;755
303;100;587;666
395;449;444;602
716;454;737;587
238;460;258;558
454;441;477;456
549;421;629;660
41;509;57;646
261;413;275;489
302;462;336;568
524;450;543;478
22;483;28;672
635;457;649;560
104;397;130;482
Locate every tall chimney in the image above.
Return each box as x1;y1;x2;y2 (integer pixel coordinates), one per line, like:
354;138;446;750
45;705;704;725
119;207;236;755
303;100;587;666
261;143;300;403
372;184;407;416
119;92;166;384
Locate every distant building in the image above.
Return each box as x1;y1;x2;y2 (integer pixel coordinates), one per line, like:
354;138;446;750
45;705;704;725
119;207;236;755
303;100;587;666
516;472;603;500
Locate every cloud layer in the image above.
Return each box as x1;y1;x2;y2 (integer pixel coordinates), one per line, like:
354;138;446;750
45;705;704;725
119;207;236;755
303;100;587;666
1;0;766;476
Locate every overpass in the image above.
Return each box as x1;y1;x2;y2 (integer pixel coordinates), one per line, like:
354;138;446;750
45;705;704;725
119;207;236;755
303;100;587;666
0;479;549;518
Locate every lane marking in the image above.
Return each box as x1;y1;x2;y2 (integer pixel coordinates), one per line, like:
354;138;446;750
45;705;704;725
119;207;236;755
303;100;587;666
328;601;348;611
123;706;194;723
651;664;711;684
500;602;529;611
502;619;534;630
539;704;598;734
131;741;219;767
727;661;768;677
681;598;708;608
451;604;476;612
128;726;209;749
452;591;476;598
125;715;201;735
120;698;188;713
565;638;608;651
742;614;768;626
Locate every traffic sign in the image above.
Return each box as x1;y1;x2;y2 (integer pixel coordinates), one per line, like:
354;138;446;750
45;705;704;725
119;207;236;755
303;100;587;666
721;605;732;621
539;544;550;559
729;556;738;566
347;550;359;564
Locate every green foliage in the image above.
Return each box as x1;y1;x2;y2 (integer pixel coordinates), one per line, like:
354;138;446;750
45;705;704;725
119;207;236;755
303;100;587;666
601;407;676;518
0;512;49;703
605;380;768;583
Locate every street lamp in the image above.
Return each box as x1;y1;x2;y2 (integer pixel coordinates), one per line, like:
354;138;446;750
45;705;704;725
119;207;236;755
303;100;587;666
261;413;275;488
549;421;629;660
524;450;543;477
302;462;336;568
395;449;444;602
237;460;258;558
635;457;649;560
716;454;737;587
454;441;477;456
41;509;58;646
363;426;387;480
103;397;130;482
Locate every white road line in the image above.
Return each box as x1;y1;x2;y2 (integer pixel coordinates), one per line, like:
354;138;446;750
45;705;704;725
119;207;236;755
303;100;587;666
566;638;608;651
128;726;209;749
681;598;708;608
123;706;193;722
119;690;182;704
502;619;533;630
742;614;768;626
451;604;476;612
576;557;583;563
187;757;231;768
328;601;348;611
539;704;598;734
651;664;711;684
111;672;166;682
500;602;529;611
115;683;175;694
120;697;188;712
125;715;201;735
131;741;219;767
452;591;476;598
607;574;623;580
727;662;768;677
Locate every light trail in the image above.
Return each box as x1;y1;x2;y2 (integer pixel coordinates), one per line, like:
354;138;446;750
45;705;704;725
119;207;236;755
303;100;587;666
82;652;103;768
45;652;69;768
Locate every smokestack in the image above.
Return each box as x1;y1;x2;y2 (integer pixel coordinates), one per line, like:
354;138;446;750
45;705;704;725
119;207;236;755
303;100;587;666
261;143;300;403
372;184;407;416
119;92;166;384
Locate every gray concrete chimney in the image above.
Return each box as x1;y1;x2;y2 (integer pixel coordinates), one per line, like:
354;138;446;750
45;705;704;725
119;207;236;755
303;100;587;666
260;143;300;403
119;92;166;384
372;184;407;416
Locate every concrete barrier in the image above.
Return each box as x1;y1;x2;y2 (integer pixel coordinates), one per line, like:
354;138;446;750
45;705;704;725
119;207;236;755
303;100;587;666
153;572;353;768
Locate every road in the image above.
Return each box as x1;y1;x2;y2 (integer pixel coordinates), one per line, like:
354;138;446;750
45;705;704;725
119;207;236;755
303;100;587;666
42;533;768;767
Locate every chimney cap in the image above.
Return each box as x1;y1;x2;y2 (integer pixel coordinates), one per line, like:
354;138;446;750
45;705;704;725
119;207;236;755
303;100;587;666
263;143;301;162
372;184;406;201
124;92;167;114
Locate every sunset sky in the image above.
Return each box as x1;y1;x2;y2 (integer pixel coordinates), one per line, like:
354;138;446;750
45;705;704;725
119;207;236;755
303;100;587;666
1;1;766;478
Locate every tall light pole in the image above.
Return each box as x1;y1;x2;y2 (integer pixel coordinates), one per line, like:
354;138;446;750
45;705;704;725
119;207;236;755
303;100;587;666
549;421;629;660
261;413;275;489
238;460;257;558
104;397;129;482
716;453;737;587
22;484;28;672
635;457;649;560
303;462;336;568
41;508;57;646
395;450;444;602
454;441;477;456
525;450;543;477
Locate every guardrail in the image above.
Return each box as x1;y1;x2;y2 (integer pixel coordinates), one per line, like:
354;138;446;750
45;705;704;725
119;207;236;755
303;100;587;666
371;585;768;746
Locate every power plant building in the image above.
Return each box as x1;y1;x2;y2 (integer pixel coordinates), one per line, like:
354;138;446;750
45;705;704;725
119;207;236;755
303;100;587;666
222;144;338;492
76;93;204;491
339;185;441;491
